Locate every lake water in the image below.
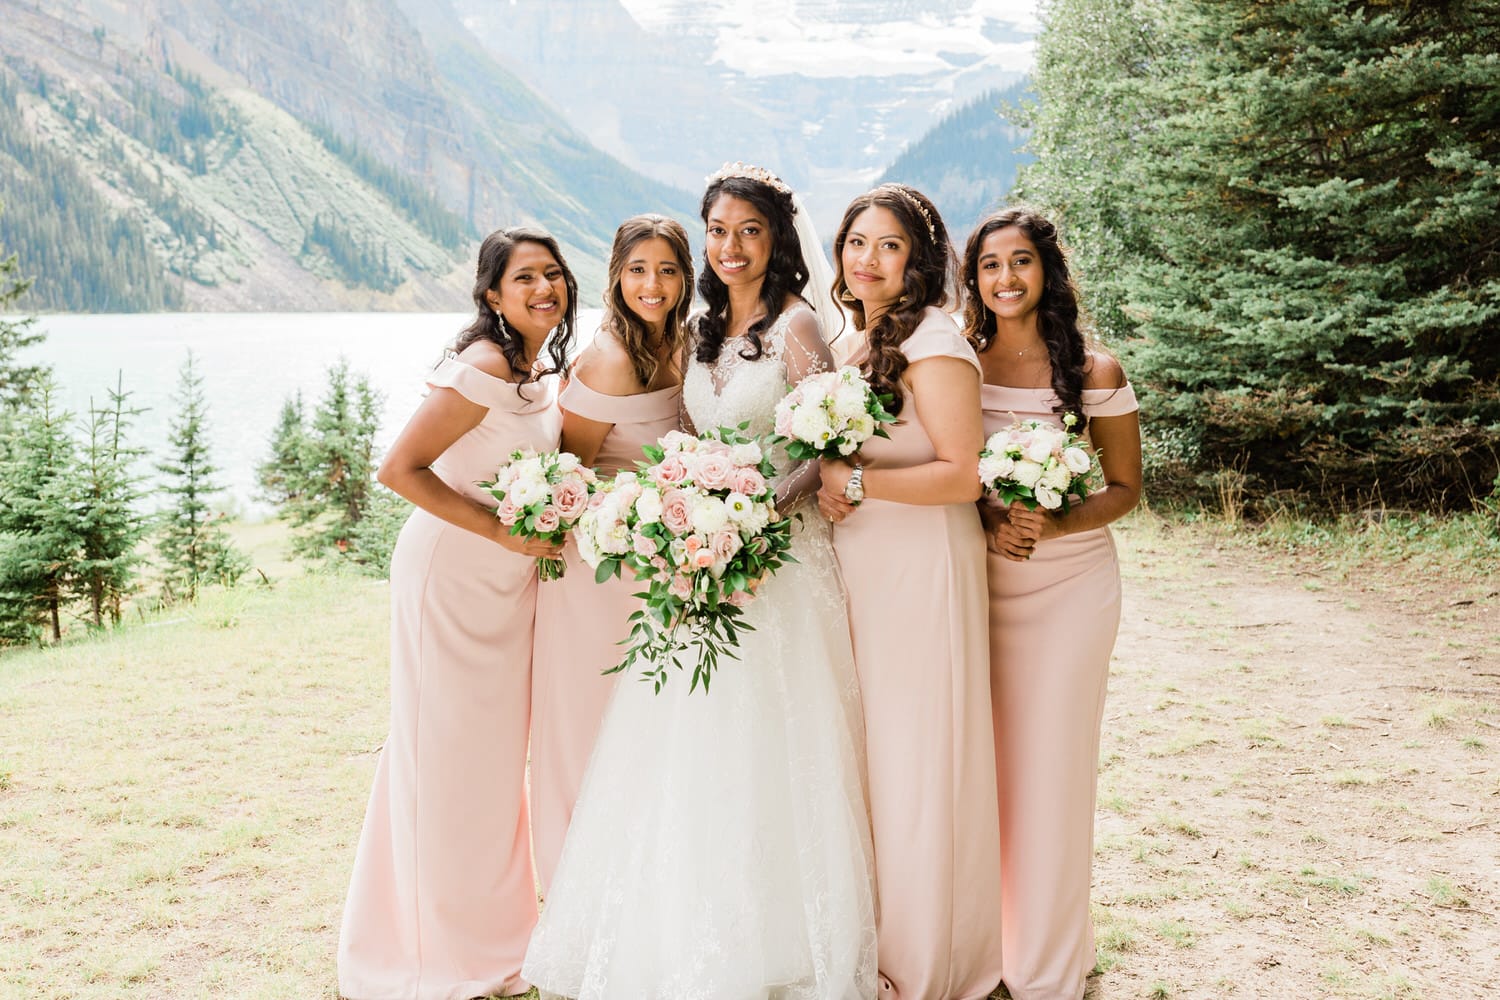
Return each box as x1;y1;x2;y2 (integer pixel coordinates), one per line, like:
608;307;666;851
21;310;605;516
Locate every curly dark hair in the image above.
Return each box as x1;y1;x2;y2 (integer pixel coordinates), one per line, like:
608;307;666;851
959;207;1088;429
454;227;578;386
694;173;808;365
602;214;695;388
830;183;954;416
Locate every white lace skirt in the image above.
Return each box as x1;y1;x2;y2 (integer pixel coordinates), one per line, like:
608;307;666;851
522;511;878;1000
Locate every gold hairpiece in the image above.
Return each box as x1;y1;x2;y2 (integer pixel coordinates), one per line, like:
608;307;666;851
706;161;793;196
879;183;937;242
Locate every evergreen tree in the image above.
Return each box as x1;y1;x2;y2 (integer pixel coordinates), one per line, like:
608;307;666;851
155;352;247;601
284;360;382;558
255;390;310;507
0;376;82;643
74;374;149;628
1020;0;1500;506
0;205;47;406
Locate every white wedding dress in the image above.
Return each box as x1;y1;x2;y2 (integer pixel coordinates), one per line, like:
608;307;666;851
522;304;878;1000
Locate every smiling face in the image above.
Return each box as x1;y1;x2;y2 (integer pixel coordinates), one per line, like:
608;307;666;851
485;240;569;340
617;236;686;334
703;194;772;290
976;225;1045;321
839;205;911;316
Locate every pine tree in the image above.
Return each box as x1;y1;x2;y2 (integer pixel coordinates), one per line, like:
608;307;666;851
0;376;83;643
74;374;149;628
1020;0;1500;506
284;359;382;558
155;352;247;601
0;205;47;407
256;390;309;507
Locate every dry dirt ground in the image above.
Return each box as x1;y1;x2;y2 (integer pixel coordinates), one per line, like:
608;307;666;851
1066;518;1500;999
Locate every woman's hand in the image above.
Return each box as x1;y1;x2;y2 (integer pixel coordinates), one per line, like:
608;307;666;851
991;519;1038;561
817;458;858;523
1005;501;1062;544
489;517;565;558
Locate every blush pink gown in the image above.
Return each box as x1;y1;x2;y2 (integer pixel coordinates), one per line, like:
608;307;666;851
338;357;561;1000
981;383;1138;1000
529;375;682;895
834;308;1004;1000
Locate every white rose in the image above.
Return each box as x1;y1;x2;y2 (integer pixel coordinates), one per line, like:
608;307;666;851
1042;462;1072;490
1063;447;1092;474
690;498;729;534
984;431;1010;453
977;455;1005;485
603;523;631;555
1012;460;1044;488
634;488;664;524
1034;485;1063;510
832;384;866;421
1023;438;1054;464
730;442;763;466
992;455;1017;480
509;478;544;507
555;452;581;474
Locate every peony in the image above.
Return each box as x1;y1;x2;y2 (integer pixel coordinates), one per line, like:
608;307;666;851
730;442;764;466
1063;446;1092;475
1041;461;1072;491
1012;460;1044;488
690;497;729;534
1023;437;1054;464
634;487;664;524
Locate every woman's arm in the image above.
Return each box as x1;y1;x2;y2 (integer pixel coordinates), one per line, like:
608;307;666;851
820;355;984;506
378;346;562;557
559;337;640;467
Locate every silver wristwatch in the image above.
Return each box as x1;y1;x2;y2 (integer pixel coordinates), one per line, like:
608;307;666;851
843;462;865;505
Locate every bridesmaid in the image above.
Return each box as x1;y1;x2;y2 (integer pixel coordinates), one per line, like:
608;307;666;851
530;214;692;895
960;207;1141;1000
338;227;577;1000
818;184;1004;1000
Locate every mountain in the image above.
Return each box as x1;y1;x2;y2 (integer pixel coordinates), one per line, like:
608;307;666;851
454;0;1037;229
878;81;1034;238
0;0;696;312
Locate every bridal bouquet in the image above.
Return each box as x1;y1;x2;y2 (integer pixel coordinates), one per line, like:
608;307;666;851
479;448;597;581
773;366;896;460
979;413;1101;512
574;427;793;693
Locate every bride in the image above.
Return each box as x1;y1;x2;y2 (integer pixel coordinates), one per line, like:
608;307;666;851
522;165;877;1000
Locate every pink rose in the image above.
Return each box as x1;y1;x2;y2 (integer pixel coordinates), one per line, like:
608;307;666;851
660;490;692;535
587;490;607;511
694;453;734;490
730;467;766;497
669;574;693;599
633;533;657;558
710;529;741;565
552;479;588;520
497;498;520;525
693;548;716;570
726;589;753;609
650;555;669;573
654;455;690;487
533;505;561;533
683;535;702;556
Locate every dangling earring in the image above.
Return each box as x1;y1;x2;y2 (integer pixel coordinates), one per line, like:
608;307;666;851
898;294;910;305
495;308;511;340
838;285;857;304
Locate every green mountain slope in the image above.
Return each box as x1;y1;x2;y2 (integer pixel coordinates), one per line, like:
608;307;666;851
0;0;695;311
879;82;1034;237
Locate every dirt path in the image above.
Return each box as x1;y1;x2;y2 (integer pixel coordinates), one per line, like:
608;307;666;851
1076;519;1499;998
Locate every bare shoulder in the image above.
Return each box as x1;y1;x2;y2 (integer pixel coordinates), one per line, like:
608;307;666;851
1083;348;1128;390
456;339;515;381
571;332;641;396
782;304;824;344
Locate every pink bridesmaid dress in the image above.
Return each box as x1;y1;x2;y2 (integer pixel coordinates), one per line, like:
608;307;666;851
981;382;1138;1000
529;375;682;895
338;357;561;1000
833;308;1004;1000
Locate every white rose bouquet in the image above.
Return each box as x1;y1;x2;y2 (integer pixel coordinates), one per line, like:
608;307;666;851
479;448;597;581
979;413;1101;512
773;365;896;461
574;426;794;693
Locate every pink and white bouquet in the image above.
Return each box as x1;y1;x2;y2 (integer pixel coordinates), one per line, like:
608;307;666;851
574;426;793;693
979;413;1101;512
479;448;597;581
773;365;896;461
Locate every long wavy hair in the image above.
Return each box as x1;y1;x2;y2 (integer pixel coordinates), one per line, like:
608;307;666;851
830;183;954;416
454;227;578;385
602;215;694;388
695;173;808;365
960;207;1088;429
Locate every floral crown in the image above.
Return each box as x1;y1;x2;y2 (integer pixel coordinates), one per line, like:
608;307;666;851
706;161;794;197
878;183;937;242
